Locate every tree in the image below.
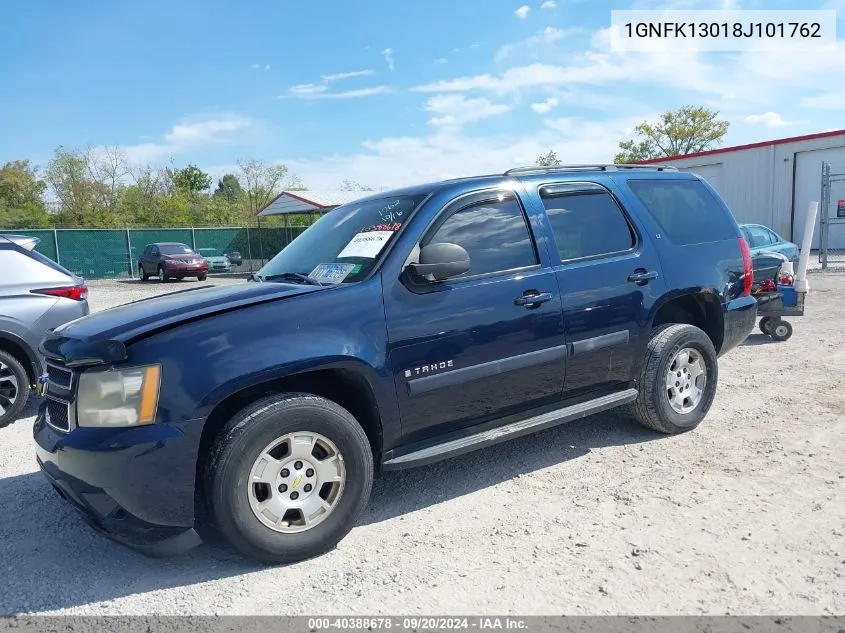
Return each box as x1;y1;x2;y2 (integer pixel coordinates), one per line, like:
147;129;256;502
45;146;106;226
614;106;730;163
536;150;562;167
237;158;289;219
213;174;243;203
339;179;374;192
168;164;212;195
0;160;50;228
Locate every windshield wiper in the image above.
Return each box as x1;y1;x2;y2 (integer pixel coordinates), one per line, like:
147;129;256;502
259;272;326;286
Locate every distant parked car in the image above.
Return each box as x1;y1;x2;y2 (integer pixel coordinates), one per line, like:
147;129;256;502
224;250;242;266
0;234;89;428
197;248;232;273
739;223;799;283
138;242;208;282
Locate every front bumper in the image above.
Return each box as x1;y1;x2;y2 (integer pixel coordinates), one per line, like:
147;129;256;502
33;401;204;556
164;263;208;276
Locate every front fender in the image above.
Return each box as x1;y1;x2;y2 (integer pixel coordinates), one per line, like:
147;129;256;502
123;279;400;441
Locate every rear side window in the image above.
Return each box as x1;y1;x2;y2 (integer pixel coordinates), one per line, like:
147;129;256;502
745;225;775;248
540;189;635;261
627;179;737;245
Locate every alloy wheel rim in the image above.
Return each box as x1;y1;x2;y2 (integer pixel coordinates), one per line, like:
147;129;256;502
665;347;706;415
0;360;19;417
247;431;346;534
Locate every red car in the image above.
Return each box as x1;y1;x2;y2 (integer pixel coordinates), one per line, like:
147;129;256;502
138;242;209;282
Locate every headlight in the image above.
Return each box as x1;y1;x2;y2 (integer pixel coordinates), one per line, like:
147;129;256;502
76;364;161;428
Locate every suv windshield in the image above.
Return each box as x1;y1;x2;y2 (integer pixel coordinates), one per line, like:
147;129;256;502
159;244;194;255
256;193;428;284
199;248;220;256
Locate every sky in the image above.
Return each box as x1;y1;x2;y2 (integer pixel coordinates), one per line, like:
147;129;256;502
1;0;844;191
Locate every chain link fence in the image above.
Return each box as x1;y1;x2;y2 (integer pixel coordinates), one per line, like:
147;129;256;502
818;161;845;271
1;225;307;280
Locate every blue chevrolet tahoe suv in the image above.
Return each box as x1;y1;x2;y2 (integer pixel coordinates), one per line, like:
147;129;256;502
34;165;757;564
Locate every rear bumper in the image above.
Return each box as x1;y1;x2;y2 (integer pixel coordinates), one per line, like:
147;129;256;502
33;401;204;556
720;295;757;356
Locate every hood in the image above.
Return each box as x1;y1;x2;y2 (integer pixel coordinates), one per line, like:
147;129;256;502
41;282;322;367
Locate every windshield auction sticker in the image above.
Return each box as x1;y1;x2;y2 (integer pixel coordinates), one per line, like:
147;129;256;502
338;230;395;259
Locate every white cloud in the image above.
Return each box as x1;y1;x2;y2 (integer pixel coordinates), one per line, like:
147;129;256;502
515;5;531;19
280;115;645;190
285;69;388;99
250;63;259;69
744;112;794;128
802;91;845;110
251;63;270;71
424;94;512;128
540;0;557;7
116;114;261;164
295;86;394;100
435;58;447;65
531;96;559;114
264;64;270;71
495;26;570;62
382;48;395;72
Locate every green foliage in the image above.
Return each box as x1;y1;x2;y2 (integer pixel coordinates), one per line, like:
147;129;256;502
169;164;212;195
615;106;730;163
0;160;51;228
536;150;562;167
0;147;321;230
340;179;374;191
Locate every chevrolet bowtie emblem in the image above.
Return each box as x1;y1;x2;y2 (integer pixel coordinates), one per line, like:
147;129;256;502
291;473;303;489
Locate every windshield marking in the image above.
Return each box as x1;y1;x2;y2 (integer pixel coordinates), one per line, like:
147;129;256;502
337;230;395;259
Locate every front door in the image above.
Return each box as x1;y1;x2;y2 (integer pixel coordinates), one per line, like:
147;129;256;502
536;181;666;399
384;189;567;444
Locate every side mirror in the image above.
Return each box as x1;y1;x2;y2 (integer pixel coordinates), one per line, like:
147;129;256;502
409;243;470;281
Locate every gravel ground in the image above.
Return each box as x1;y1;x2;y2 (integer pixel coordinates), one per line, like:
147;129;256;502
1;274;843;616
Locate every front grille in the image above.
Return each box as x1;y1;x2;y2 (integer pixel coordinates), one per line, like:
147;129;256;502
46;362;73;389
46;398;70;431
44;357;75;433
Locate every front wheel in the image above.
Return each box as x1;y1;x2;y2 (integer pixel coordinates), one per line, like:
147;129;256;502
759;317;773;335
197;273;207;281
0;350;30;429
157;265;168;282
139;264;149;282
205;394;374;565
770;320;793;341
630;323;718;435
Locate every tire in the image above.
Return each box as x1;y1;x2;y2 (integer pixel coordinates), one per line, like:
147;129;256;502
770;320;793;342
197;273;207;282
157;265;168;282
759;317;773;335
630;323;718;435
0;349;30;429
205;393;374;565
139;264;149;282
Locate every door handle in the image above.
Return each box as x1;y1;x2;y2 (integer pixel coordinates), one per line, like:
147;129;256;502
627;269;658;285
514;292;553;306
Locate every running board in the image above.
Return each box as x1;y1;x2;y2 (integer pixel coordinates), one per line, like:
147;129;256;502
382;388;638;470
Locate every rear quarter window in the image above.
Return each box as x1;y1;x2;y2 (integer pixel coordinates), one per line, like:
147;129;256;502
627;178;738;245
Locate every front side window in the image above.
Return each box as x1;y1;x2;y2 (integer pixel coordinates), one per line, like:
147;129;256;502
422;195;537;278
257;193;429;284
540;189;635;261
746;226;774;248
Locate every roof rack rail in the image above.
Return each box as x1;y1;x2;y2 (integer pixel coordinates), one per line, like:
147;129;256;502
503;164;679;176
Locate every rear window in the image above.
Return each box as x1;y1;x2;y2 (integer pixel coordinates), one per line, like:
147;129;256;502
627;179;737;245
20;245;76;277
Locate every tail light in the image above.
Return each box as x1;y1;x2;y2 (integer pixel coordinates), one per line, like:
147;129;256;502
738;236;753;297
31;285;88;301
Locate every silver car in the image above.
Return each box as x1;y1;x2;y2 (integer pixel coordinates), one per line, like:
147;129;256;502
0;234;90;427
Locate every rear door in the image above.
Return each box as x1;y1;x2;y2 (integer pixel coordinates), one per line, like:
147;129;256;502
536;181;666;399
384;188;567;443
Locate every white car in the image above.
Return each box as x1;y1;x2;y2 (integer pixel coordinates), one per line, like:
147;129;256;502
197;248;232;273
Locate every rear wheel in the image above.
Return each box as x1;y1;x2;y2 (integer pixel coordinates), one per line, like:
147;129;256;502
631;324;718;435
205;394;374;565
0;350;29;429
759;317;773;335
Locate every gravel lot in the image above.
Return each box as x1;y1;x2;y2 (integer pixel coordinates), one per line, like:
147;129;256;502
1;274;843;616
